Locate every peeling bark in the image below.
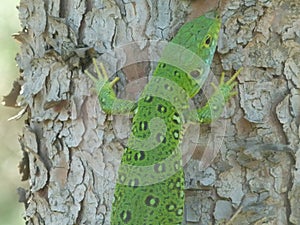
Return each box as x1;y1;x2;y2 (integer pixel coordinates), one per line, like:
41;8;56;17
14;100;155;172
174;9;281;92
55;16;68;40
7;0;300;224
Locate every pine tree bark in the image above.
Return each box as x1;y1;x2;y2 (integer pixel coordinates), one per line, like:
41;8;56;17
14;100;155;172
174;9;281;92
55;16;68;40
8;0;299;224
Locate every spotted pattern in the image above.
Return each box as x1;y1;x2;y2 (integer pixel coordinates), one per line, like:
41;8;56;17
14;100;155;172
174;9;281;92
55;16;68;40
157;104;167;113
173;130;180;140
112;170;184;224
128;178;139;187
190;69;201;78
144;96;153;102
154;163;166;173
134;151;145;161
120;210;131;223
111;14;222;225
139;121;148;130
158;63;166;68
156;133;166;143
145;195;160;207
172;112;181;124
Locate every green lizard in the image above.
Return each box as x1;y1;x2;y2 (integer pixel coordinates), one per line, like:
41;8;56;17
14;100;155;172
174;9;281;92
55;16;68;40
86;12;241;225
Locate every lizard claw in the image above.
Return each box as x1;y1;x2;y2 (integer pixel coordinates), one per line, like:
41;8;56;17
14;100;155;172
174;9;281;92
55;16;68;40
110;77;120;87
226;67;242;86
209;68;242;99
85;58;120;91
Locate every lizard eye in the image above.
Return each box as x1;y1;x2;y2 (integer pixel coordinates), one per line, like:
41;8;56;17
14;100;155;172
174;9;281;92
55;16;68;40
204;35;212;47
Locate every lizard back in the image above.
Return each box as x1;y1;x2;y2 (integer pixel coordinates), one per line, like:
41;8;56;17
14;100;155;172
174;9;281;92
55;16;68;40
111;13;221;224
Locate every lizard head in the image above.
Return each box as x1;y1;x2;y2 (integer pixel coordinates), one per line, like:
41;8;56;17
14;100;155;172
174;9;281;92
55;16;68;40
167;11;221;97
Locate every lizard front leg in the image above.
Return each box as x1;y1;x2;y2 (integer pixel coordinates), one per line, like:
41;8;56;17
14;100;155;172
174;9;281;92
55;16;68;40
185;68;242;124
85;59;137;114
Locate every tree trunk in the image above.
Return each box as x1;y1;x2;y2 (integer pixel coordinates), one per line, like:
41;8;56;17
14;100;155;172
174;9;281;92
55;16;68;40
7;0;299;224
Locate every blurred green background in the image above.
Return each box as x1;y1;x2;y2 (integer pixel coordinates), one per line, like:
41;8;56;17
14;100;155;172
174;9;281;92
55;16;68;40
0;1;25;224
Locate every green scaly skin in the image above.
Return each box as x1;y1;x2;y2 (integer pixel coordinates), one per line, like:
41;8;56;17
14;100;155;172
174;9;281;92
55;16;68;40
86;12;241;225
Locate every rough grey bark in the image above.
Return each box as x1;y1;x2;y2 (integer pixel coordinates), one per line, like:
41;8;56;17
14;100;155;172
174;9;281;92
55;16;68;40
6;0;299;224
